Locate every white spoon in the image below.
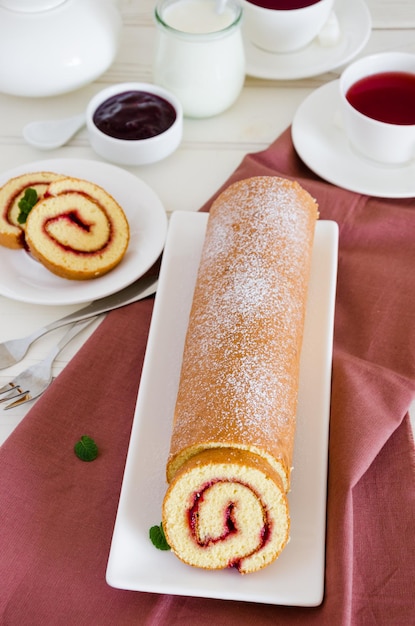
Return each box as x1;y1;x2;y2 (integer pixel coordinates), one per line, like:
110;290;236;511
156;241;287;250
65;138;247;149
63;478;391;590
22;112;86;150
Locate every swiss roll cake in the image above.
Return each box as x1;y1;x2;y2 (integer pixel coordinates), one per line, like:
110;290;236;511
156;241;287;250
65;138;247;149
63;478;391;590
25;176;130;280
162;176;319;574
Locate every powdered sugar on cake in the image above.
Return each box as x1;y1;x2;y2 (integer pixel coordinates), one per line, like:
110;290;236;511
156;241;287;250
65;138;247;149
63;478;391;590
168;176;318;484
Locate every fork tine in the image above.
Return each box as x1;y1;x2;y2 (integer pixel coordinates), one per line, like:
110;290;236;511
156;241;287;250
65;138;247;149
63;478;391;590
0;382;19;395
0;385;27;402
3;378;56;410
3;392;33;410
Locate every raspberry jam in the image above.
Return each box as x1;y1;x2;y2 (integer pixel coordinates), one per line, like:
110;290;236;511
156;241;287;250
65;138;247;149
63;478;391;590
93;90;177;140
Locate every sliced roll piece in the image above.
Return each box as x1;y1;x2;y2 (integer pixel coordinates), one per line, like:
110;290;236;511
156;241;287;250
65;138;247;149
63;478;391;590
0;171;64;249
163;447;290;574
25;176;130;280
162;176;318;574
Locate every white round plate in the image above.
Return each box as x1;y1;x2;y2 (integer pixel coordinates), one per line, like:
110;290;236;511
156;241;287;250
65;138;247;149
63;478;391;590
0;159;168;305
244;0;371;80
292;80;415;198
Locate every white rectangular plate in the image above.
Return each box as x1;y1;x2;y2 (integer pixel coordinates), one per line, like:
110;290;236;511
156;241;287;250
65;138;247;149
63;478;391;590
107;211;338;606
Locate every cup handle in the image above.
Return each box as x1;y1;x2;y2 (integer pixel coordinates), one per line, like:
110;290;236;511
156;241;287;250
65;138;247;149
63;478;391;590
318;11;340;47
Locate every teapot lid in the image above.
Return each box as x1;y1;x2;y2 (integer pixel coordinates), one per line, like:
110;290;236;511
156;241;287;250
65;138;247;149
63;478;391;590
0;0;66;11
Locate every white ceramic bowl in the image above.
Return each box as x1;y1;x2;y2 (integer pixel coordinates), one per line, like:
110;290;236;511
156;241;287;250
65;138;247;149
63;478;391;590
86;82;183;166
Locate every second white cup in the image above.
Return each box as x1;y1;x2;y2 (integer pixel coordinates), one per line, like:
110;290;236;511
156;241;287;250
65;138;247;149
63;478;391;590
241;0;335;54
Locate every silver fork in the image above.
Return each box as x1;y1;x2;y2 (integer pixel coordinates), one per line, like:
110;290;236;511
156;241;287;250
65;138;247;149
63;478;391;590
0;317;99;410
0;273;158;370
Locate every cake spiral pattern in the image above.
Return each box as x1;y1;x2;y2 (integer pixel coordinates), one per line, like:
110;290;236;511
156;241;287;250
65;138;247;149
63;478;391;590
25;176;130;280
162;176;318;574
0;171;64;249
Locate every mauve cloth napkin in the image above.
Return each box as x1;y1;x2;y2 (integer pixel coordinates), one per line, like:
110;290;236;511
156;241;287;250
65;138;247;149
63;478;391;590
1;128;414;625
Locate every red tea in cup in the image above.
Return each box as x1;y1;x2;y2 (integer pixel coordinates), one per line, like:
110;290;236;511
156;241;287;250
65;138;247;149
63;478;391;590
340;53;415;164
346;71;415;125
246;0;320;8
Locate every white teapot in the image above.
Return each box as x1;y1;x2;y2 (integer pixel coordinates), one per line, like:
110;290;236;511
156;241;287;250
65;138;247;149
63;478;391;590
0;0;122;97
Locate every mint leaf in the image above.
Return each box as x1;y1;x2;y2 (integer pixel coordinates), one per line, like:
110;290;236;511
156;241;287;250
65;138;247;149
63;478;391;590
149;523;170;551
17;187;38;224
74;435;98;462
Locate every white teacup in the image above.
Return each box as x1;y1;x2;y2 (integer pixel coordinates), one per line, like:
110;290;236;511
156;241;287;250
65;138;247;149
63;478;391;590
241;0;335;54
339;52;415;165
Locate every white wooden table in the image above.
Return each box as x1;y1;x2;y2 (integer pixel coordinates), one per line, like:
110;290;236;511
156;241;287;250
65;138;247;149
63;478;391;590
1;0;414;444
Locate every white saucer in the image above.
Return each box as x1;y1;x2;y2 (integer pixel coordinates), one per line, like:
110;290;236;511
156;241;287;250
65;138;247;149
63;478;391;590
292;80;415;198
244;0;371;80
